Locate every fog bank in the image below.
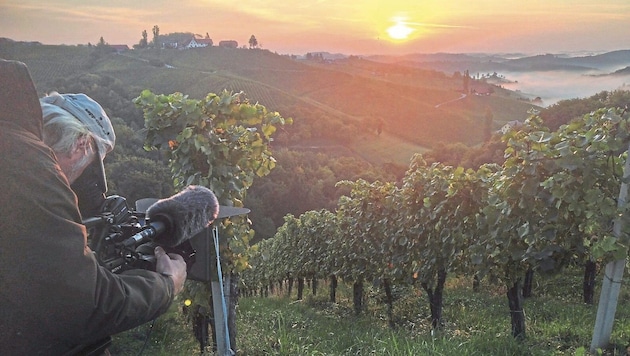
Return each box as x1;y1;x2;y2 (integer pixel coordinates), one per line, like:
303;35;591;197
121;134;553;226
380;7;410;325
500;70;630;107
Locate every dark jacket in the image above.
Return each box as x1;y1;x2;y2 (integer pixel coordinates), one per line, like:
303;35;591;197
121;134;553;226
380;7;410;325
0;59;175;355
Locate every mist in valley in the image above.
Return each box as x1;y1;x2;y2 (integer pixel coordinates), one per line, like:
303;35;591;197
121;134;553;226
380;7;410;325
495;69;630;107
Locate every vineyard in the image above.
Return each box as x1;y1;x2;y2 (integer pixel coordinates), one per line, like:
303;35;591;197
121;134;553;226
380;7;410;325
241;107;630;347
1;41;541;156
5;39;630;354
111;46;534;147
0;43;92;91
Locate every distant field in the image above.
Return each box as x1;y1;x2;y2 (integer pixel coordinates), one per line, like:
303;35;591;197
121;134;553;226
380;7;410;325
349;131;430;166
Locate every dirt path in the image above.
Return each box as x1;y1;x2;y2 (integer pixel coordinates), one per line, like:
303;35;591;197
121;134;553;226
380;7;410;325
435;93;467;108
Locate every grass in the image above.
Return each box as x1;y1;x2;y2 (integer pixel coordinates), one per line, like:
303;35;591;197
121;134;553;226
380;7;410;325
348;130;430;166
109;267;630;355
235;272;630;356
108;302;200;355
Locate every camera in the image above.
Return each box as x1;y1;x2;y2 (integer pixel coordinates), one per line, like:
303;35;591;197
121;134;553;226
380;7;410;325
84;195;196;274
75;160;247;281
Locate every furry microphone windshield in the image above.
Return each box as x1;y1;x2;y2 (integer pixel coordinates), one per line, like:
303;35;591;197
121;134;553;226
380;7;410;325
145;185;220;247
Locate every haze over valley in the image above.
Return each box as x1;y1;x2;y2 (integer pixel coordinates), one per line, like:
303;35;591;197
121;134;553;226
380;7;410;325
368;50;630;107
500;70;629;107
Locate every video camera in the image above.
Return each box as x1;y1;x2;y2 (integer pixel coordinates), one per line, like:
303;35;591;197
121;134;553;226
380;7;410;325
83;195;196;274
73;161;248;355
74;158;249;282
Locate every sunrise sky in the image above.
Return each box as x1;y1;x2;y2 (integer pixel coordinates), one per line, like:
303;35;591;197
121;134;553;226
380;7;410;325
1;0;629;56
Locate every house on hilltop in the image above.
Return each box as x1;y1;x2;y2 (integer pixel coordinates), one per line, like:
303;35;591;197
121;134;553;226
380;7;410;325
471;82;495;96
109;44;129;53
184;37;213;49
161;41;179;49
218;40;238;48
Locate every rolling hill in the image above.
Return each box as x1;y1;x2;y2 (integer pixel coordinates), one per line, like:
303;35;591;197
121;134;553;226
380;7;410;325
0;39;539;165
369;50;630;74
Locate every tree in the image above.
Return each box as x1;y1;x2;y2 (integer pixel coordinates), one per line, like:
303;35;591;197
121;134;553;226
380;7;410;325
92;37;114;58
248;35;258;49
138;30;148;48
152;25;160;48
463;70;470;94
483;107;494;142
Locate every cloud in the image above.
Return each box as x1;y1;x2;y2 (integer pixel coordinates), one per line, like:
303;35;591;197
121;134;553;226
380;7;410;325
404;21;477;30
2;2;151;25
1;0;629;55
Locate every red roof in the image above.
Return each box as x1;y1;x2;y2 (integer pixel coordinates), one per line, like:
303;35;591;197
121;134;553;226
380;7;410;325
109;44;129;51
195;38;213;45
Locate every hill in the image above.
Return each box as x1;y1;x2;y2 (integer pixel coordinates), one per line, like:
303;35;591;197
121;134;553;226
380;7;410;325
0;39;538;166
369;49;630;74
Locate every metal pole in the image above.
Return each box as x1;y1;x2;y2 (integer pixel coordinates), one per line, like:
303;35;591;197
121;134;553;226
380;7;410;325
211;226;234;356
590;142;630;352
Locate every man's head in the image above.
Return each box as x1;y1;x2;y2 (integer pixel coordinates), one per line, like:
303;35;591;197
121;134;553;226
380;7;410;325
40;92;115;190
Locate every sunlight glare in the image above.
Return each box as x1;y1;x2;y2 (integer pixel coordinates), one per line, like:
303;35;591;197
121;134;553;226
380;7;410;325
387;20;413;40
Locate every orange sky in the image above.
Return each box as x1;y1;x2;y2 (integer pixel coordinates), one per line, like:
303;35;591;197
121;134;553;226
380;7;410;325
1;0;629;55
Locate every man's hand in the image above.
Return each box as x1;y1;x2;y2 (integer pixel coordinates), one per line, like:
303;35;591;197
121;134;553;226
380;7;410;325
154;246;187;295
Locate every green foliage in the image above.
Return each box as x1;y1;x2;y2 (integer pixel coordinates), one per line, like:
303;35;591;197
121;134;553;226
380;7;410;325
43;72;145;128
106;155;174;203
136;29;148;49
5;40;541;167
134;89;291;329
157;32;196;47
136;89;290;200
420;134;508;169
336;179;402;283
135;89;291;273
151;25;160;48
402;157;490;286
244;106;630;340
111;269;630;355
541;90;630;130
110;303;199;355
248;35;258;49
246;149;399;240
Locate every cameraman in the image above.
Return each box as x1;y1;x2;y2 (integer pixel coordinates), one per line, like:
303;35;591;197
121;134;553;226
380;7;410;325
0;59;187;355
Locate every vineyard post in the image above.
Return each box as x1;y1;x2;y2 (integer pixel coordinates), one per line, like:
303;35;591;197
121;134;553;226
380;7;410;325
589;142;630;352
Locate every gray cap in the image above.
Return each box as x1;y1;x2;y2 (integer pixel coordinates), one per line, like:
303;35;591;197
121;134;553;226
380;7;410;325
40;93;116;192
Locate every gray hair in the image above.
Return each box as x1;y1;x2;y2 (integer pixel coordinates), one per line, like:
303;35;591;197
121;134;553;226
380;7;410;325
41;92;96;156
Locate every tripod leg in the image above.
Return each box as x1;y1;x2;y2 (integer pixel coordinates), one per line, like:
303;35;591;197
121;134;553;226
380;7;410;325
193;310;208;352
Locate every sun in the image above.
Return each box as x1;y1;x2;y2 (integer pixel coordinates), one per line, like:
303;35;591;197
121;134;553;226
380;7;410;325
386;20;413;40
